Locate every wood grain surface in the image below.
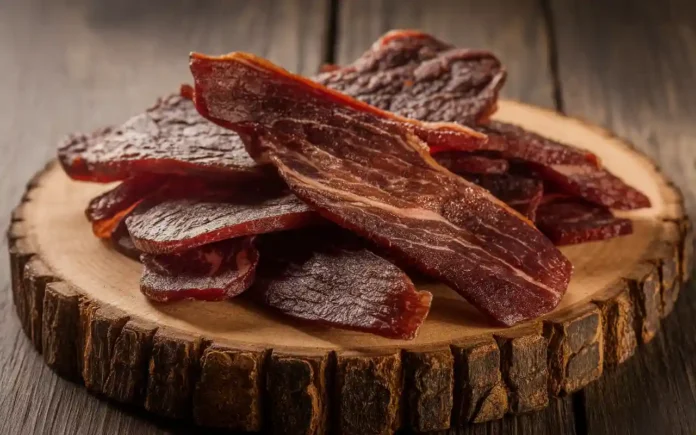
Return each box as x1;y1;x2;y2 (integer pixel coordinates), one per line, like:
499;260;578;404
1;0;694;434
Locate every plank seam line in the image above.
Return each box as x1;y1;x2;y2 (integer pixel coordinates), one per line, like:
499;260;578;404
322;0;339;64
540;0;566;114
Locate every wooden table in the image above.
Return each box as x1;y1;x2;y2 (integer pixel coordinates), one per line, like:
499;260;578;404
1;0;695;433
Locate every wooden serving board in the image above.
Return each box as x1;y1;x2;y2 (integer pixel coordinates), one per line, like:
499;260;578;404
8;101;692;434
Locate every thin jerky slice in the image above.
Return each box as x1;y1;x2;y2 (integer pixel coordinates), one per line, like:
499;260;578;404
86;174;167;238
434;152;509;174
253;229;432;340
140;238;258;302
536;199;633;246
468;174;543;221
476;121;600;167
58;94;267;183
190;52;572;326
127;189;318;254
529;163;651;211
315;30;506;125
110;218;141;261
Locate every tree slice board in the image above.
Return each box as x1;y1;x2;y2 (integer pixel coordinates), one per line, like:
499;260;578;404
8;101;691;434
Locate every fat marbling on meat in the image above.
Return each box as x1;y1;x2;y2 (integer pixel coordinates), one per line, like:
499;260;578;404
189;51;573;326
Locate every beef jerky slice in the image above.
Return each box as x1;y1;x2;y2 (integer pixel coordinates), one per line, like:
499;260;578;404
140;238;258;302
315;30;506;125
253;229;432;340
535;199;633;246
529;163;651;211
86;174;167;238
434;152;509;175
475;121;600;167
313;31;601;168
126;189;317;254
110;218;142;261
468;174;543;221
58;94;266;183
190;52;572;326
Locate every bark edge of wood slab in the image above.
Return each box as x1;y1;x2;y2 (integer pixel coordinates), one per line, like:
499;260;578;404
8;101;691;434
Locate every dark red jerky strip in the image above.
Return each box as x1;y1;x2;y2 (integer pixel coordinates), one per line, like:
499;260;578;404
190;52;572;326
535;199;633;246
315;30;506;125
126;189;318;255
434;152;509;175
58;94;267;183
140;238;258;302
86;174;167;238
467;174;543;221
110;218;141;261
475;121;600;167
528;163;651;211
253;229;432;340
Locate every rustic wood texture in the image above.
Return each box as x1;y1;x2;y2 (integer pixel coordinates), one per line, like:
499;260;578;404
0;1;328;434
2;1;695;435
334;0;555;108
550;0;696;434
9;95;685;432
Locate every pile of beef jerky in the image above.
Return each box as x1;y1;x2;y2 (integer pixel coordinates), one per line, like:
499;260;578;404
58;30;650;339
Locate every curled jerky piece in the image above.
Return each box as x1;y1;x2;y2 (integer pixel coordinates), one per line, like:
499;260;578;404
58;94;266;183
254;229;432;340
86;174;166;238
190;52;572;326
140;238;258;302
468;174;543;221
316;29;506;125
536;199;633;246
434;152;509;175
110;218;141;261
126;189;318;255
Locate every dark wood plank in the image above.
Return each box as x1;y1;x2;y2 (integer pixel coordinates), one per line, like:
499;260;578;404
550;0;696;218
550;1;696;434
335;0;556;108
0;0;327;433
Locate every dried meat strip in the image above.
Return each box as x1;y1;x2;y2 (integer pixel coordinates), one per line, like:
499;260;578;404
86;174;167;238
527;163;651;211
190;52;572;326
468;174;543;221
535;199;633;246
140;238;258;302
253;229;432;340
126;189;318;254
315;30;506;125
313;32;602;169
58;94;268;183
475;121;600;167
435;152;509;175
110;218;141;261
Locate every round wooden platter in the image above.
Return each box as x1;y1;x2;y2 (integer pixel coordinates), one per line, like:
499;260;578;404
7;100;692;434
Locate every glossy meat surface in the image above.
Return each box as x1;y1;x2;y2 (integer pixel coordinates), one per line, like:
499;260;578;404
190;52;573;326
140;238;258;302
315;30;506;125
254;229;432;339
